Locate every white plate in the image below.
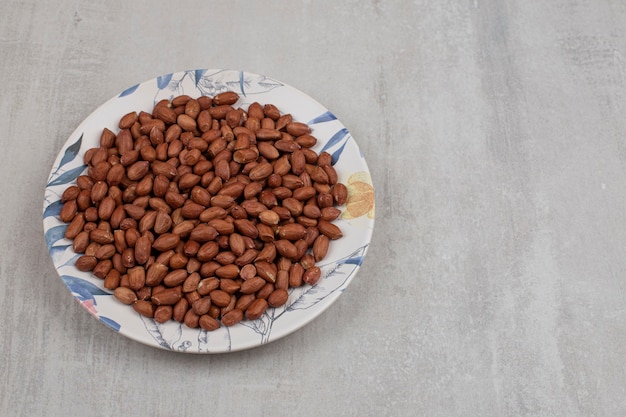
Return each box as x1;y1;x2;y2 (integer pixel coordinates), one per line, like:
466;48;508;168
43;69;375;353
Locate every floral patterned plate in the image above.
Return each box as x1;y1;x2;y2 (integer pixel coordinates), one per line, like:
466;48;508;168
43;69;375;353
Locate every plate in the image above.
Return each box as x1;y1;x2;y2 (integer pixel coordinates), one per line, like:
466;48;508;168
43;69;375;353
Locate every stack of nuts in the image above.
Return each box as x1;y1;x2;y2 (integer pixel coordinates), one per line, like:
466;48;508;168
58;91;348;331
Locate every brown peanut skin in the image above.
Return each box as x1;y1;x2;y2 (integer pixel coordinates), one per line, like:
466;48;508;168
221;309;244;326
268;289;289;307
303;266;322;285
154;305;173;323
114;287;137;304
133;300;155;318
199;314;220;331
245;298;268;321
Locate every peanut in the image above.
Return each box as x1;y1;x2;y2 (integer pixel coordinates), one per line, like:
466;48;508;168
58;92;346;330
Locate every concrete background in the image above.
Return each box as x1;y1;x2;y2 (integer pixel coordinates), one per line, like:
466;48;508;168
2;1;625;416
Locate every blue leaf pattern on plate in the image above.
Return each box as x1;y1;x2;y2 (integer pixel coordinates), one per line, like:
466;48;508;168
157;73;173;89
57;133;83;169
60;253;81;268
119;83;140;97
194;69;206;86
286;286;328;312
338;256;363;266
47;164;87;187
140;317;181;350
255;76;283;93
45;225;67;249
152;72;190;104
308;111;337;125
330;140;349;165
43;200;63;219
320;128;349;154
49;244;71;263
240;313;270;335
194;70;284;97
287;244;368;313
236;244;370;346
100;316;121;332
239;71;246;96
61;275;110;301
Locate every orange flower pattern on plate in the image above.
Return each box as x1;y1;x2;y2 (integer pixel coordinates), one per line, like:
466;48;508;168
341;172;375;219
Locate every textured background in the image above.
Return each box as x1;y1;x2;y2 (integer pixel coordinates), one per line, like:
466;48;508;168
2;1;626;416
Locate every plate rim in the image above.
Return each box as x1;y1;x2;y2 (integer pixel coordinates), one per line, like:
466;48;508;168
43;68;375;353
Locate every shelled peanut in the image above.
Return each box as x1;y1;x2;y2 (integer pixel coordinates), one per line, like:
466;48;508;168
58;91;348;331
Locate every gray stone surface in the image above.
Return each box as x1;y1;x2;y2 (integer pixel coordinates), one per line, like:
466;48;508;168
2;1;626;416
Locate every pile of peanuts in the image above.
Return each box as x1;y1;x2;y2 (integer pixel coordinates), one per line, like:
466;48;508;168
58;91;348;330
